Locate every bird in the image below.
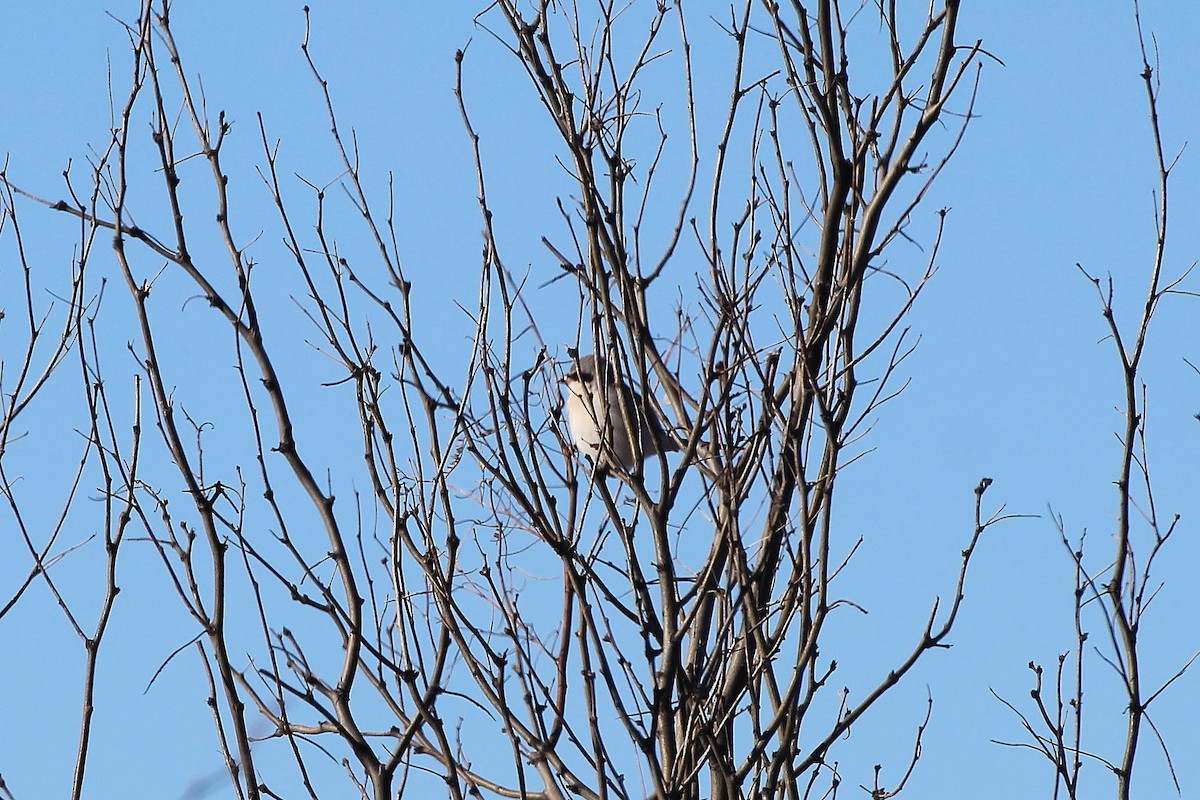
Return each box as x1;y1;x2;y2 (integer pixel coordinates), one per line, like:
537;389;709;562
560;353;679;471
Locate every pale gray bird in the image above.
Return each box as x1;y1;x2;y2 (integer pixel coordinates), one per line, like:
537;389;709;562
561;353;679;471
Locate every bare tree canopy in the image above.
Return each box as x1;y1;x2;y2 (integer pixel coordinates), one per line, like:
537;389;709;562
0;2;1197;799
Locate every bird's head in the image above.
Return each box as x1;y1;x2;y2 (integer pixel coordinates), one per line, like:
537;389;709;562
561;353;601;389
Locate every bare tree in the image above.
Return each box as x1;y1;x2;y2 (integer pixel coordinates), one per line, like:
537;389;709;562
11;1;1190;800
991;4;1197;799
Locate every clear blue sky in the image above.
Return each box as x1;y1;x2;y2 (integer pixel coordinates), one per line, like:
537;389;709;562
2;2;1198;798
